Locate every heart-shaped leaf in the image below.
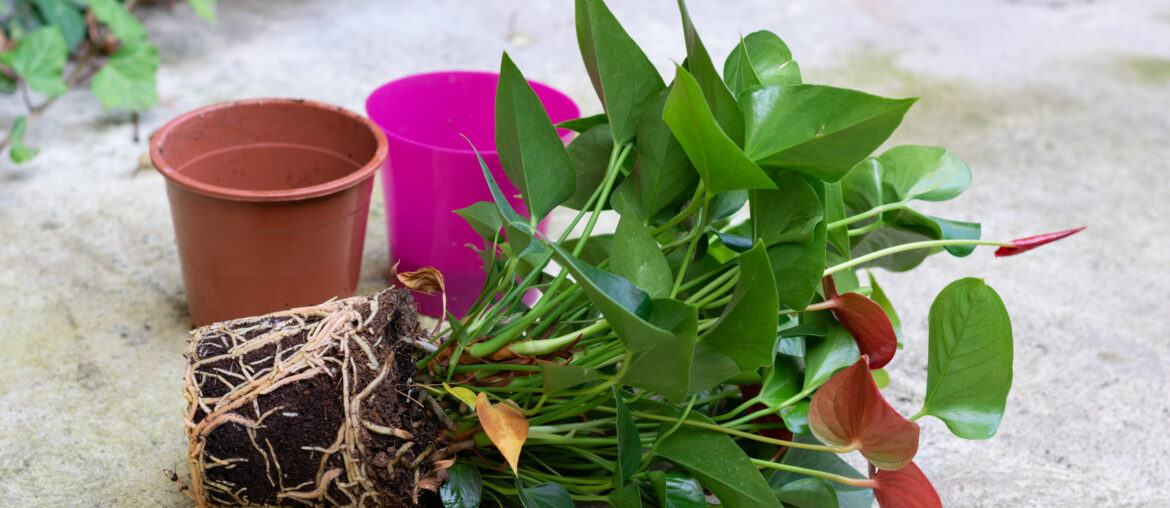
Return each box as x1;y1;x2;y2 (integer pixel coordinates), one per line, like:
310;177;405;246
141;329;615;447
919;278;1013;440
676;0;743;144
85;0;148;41
724;30;801;96
780;401;810;434
648;472;707;508
994;226;1086;257
700;242;779;371
822;276;898;369
516;478;574;508
663;66;777;194
90;40;160;111
623;298;699;403
612;216;673;298
575;0;666;144
871;461;942;508
440;463;483;508
476;392;529;474
742;85;916;182
656;411;781;508
0;26;68;98
808;357;919;470
495;52;577;220
842;146;972;215
766;176;827;310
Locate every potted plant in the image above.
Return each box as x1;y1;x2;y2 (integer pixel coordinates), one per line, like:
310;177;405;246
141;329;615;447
175;0;1083;506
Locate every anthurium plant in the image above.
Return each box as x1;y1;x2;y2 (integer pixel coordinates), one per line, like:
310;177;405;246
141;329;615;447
422;1;1083;506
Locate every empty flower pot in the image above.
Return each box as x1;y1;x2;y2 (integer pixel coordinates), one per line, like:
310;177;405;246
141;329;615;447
152;98;388;326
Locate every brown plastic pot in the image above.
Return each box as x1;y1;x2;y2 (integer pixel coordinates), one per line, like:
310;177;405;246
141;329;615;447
152;98;388;326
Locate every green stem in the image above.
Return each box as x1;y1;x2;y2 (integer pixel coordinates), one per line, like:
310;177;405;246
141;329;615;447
723;387;817;427
751;459;877;488
507;320;610;356
593;407;853;454
847;220;882;237
652;182;706;235
823;239;1015;277
670;192;712;298
827;200;908;230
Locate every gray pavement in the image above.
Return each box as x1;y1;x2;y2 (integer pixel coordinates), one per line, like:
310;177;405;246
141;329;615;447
1;0;1167;506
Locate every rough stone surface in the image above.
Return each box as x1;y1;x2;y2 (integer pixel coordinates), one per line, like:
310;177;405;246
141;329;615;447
1;0;1167;506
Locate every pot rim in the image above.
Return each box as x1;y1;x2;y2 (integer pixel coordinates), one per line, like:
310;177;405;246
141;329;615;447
364;70;579;156
150;98;388;202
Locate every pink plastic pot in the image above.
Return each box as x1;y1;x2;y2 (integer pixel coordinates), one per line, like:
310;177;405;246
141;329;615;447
366;71;579;318
152;98;388;326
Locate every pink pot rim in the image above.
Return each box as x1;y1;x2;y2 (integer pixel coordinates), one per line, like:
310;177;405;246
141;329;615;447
365;70;580;156
150;98;389;202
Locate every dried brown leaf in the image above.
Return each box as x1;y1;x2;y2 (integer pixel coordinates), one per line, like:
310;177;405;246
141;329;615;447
397;266;445;295
475;392;528;475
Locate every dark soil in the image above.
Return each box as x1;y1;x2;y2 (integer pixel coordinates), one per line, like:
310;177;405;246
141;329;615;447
188;289;442;507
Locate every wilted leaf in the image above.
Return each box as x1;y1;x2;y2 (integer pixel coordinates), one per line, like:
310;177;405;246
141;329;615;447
397;266;445;295
807;357;919;470
475;392;529;474
872;461;942;508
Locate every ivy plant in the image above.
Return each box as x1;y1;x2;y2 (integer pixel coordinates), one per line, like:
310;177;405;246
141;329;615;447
0;0;216;162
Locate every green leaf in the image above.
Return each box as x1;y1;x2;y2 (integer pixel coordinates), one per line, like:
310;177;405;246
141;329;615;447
867;271;902;345
440;463;482;508
555;113;607;133
770;435;874;508
562;234;613;267
495;52;577;220
84;0;147;41
920;278;1013;440
613;387;641;484
663;474;706;508
663;66;776;194
575;0;665;144
91;40;159;111
676;0;743;144
931;215;981;257
538;363;600;394
0;26;67;97
759;355;801;406
801;319;860;392
608;481;643;508
824;182;850;256
0;73;16;94
516;478;574;508
860;145;973;205
187;0;217;25
28;0;85;51
776;478;840;508
564;123;615;210
656;412;781;508
751;170;823;246
780;401;810;434
700;242;779;371
468;140;526;225
709;190;748;222
612;215;673;298
723;30;801;96
687;342;742;393
766;177;827;310
849;209;980;271
623;298;699;403
8;116;39;163
455;201;504;241
742;85;916;181
871;368;890;390
613;89;698;222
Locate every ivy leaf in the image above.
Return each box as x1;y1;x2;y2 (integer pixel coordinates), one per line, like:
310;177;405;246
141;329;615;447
0;26;68;98
775;478;840;508
611;215;673;298
516;478;574;508
723;30;801;96
808;357;919;470
700;242;779;371
742;85;916;182
612;387;641;484
495;52;577;220
84;0;147;41
91;40;159;111
574;0;665;144
821;276;898;369
920;278;1013;440
440;463;483;508
656;412;781;508
663;66;777;194
676;0;743;144
187;0;217;25
872;461;943;508
8;116;40;163
475;392;529;474
28;0;85;51
563;123;615;210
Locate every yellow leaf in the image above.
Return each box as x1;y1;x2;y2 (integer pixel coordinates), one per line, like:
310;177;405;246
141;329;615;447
443;382;477;409
475;392;528;475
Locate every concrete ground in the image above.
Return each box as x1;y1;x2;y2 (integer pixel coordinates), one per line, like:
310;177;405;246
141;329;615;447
1;0;1167;506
